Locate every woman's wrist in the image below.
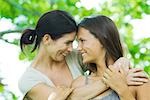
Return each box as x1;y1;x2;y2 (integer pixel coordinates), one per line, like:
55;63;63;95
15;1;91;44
117;85;128;95
117;86;135;100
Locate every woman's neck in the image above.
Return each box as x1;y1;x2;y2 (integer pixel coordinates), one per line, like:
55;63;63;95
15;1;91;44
94;57;114;77
94;59;106;77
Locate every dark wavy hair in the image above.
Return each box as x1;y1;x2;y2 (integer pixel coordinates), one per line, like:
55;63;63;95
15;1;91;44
78;15;123;72
20;10;77;52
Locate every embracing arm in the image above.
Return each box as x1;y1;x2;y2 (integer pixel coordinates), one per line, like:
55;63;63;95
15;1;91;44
68;76;108;100
117;86;135;100
26;83;73;100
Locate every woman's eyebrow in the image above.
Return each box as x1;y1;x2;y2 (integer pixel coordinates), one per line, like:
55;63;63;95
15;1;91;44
65;40;74;43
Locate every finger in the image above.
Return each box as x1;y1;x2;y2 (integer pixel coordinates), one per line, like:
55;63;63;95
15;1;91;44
63;88;73;95
68;88;73;93
128;81;144;86
103;72;110;79
108;65;116;72
130;77;149;83
105;68;113;76
132;72;149;78
102;77;110;88
129;68;143;73
102;76;106;82
70;87;75;91
102;77;108;84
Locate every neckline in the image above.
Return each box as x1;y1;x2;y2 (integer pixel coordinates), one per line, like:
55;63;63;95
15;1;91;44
94;89;115;99
29;67;55;86
101;90;118;99
29;65;74;86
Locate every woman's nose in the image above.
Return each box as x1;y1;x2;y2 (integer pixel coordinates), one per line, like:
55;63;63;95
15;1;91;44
77;43;82;51
67;45;73;52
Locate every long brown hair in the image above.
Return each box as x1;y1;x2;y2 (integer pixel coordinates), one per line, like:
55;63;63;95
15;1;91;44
78;15;123;72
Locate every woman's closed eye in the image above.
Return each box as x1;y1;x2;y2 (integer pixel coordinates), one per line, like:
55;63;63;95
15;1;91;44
79;39;85;42
65;41;73;45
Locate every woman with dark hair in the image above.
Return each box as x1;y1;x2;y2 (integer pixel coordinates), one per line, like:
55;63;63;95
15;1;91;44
18;10;79;100
71;15;150;100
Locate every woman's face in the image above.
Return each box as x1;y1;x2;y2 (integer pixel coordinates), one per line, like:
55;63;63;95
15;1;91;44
46;32;76;61
77;27;105;64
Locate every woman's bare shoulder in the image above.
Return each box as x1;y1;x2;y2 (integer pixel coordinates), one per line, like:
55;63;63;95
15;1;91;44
137;80;150;91
136;80;150;100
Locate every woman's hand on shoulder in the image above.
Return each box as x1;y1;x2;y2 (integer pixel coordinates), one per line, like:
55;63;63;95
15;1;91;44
113;57;149;86
126;68;149;86
102;65;135;100
102;65;128;94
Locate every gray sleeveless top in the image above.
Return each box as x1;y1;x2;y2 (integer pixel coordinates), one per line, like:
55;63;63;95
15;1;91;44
96;91;120;100
18;51;82;97
90;86;120;100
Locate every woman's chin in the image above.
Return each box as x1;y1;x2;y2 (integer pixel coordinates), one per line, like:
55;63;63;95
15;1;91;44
83;58;91;64
56;55;65;62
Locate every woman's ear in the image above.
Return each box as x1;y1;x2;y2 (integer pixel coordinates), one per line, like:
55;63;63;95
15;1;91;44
42;34;52;45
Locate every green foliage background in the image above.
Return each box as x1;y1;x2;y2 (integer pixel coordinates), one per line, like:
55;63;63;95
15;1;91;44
0;0;150;99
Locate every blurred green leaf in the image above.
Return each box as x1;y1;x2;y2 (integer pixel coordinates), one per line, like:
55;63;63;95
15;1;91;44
144;66;150;77
0;84;4;92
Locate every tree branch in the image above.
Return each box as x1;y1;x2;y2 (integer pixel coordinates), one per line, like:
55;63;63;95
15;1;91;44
0;30;22;37
0;30;22;45
0;37;17;45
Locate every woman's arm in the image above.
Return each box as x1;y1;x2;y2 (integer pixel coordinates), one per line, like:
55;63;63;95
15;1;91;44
26;83;73;100
69;76;108;100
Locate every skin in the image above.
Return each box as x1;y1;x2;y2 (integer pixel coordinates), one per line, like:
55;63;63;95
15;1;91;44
71;27;149;100
136;81;150;100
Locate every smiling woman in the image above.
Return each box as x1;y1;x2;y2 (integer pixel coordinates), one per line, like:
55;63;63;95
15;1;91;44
18;10;80;100
71;15;150;100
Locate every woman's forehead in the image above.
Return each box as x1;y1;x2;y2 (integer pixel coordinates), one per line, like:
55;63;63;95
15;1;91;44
77;27;94;38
